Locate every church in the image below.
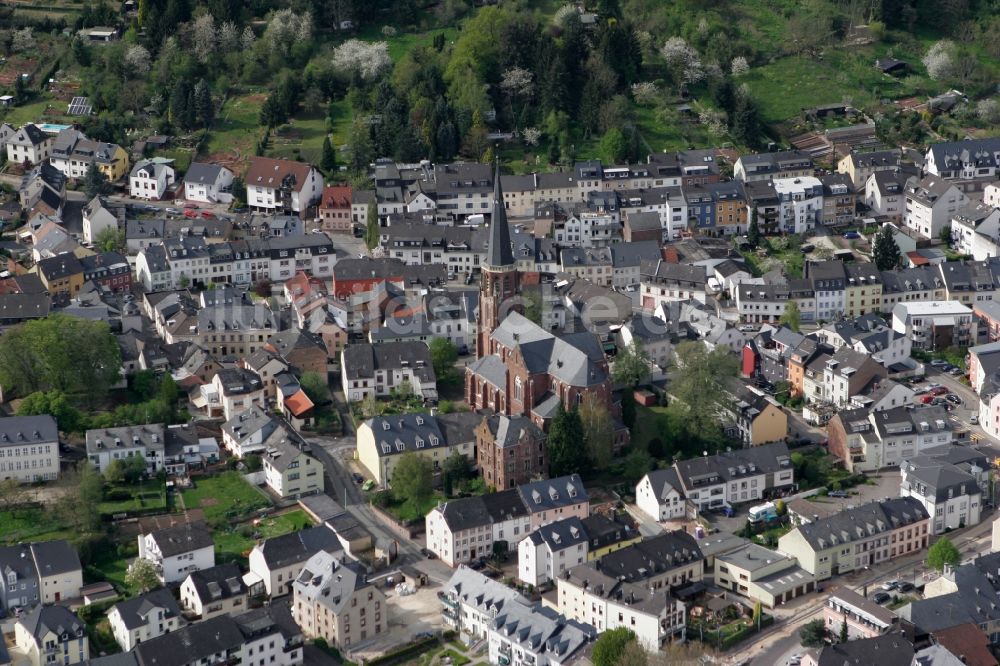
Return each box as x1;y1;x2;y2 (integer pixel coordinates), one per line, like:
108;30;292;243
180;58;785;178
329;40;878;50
465;162;628;447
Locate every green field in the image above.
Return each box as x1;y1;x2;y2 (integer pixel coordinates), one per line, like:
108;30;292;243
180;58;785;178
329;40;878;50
213;509;314;564
0;508;72;545
98;483;168;517
181;471;270;524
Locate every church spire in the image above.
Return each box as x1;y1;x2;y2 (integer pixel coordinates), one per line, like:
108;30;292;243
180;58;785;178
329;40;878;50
485;157;515;268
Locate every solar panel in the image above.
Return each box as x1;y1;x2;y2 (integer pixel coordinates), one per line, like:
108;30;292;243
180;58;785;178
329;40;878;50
67;97;92;116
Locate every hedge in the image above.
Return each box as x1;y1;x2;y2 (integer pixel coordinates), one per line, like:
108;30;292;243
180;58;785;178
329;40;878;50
365;636;439;666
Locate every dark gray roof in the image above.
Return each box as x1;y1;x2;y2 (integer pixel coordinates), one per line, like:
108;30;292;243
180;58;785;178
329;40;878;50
0;293;50;320
528;516;588;552
484;414;546;449
146;522;213;557
256;524;342;569
214;367;263;395
486;161;514;267
0;415;58;446
183;162;228;185
439;496;492;532
792;497;928;551
482;488;530;523
184;563;246;603
342;341;435;382
19;605;85;643
900;562;1000;633
643;468;682;501
610;241;662;269
134;615;244;666
592;530;703;583
111;588;181;631
29;539;81;577
365;413;446;457
815;634;914;666
517;474;588;513
674;441;792;490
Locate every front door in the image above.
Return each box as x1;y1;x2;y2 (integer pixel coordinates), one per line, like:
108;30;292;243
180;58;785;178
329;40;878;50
54;592;60;602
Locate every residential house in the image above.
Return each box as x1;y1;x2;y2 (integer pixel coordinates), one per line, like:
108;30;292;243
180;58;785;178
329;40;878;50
476;414;547;491
441;566;527;638
0;415;60;483
107;588;183;651
817;314;909;368
341;341;438;403
904;177;968;240
807;346;886;407
220;405;280;457
517;515;639;587
245;157;323;216
714;542;815;608
179;563;248;621
425;490;533;567
776;497;929;580
248;525;344;598
130;159;175;200
897;554;1000;641
734;150;814;183
318;185;353;233
517;475;590;531
924;138;1000;179
723;387;788;446
19;162;65;219
672;441;795;511
6;124;53;165
86;423;166;474
822;588;898;640
14;606;88;666
82;196;119;245
891;300;976;351
635;469;686;522
805;634;914;666
865;170;913;222
0;540;82;611
819;173;855;225
827;404;956;473
638;261;708;311
80;251;131;292
773;176;824;234
488;600;593;666
49;129;128;181
291;550;385;649
837;149;901;190
183;163;234;204
35;253;84;296
900;446;988;534
137;522;216;584
261;434;325;499
623;211;664;242
199;368;265;421
843;264;884;319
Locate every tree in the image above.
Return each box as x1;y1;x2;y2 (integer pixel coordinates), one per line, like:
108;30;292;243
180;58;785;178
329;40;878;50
923;40;956;81
0;314;122;400
620;390;636;429
731;56;750;75
84;162;109;198
547;403;587;477
321;136;337;176
939;225;952;245
259;94;288;129
300;372;331;404
599;128;628;163
872;224;901;270
613;342;650;387
0;478;30;512
839;616;848;642
429;338;459;384
614;640;647;666
124;44;151;76
927;537;961;571
391;452;433;513
60;462;103;534
191;13;216;64
774;499;787;516
522;290;542;326
332;40;392;80
443;451;471;496
579;393;613;470
365;199;379;249
94;226;125;253
194;80;214;129
16;389;84;433
779;301;801;332
671;342;738;441
125;557;161;594
659;37;704;85
747;208;762;248
799;618;828;647
158;374;178;407
592;628;636;666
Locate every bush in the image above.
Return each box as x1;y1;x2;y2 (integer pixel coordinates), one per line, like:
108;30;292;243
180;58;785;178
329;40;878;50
104;488;132;502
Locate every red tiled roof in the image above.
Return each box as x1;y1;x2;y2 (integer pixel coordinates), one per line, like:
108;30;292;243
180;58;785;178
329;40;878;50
284;389;314;417
321;185;352;209
245;157;314;193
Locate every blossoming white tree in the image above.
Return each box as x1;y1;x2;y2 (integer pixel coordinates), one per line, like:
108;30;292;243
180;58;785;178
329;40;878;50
332;40;392;81
660;37;704;84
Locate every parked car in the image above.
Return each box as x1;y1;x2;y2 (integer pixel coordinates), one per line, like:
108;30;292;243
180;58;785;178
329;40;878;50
920;395;935;404
144;204;159;212
931;397;947;406
899;582;915;593
419;548;436;560
946;394;962;405
200;210;215;219
739;324;757;332
881;580;899;591
930;387;949;396
183;202;199;209
872;592;891;604
971;414;980;425
843;231;861;239
949;367;963;375
352;473;363;484
930;359;949;367
165;207;181;215
458;344;469;356
184;209;198;218
828;490;848;498
800;244;815;253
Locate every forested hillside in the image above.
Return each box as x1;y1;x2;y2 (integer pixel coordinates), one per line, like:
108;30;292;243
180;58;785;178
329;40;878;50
1;0;998;179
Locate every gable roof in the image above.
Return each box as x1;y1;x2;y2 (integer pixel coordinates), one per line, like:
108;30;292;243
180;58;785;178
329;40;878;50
184;562;247;603
255;524;342;569
789;497;928;551
146;522;213;557
111;588;181;631
183;163;229;185
245;157;315;193
517;474;588;513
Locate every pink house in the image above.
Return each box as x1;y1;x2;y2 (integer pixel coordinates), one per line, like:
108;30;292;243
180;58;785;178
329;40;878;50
822;588;898;640
517;475;590;530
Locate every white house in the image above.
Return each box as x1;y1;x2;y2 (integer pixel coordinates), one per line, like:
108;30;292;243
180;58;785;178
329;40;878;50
441;566;528;638
15;605;88;666
245;157;322;216
773;176;823;234
904;177;968;240
183;162;235;204
107;588;183;651
891;300;976;351
179;563;249;621
137;522;215;584
6;124;53;165
248;525;344;597
517;517;589;587
0;415;60;483
340;341;437;403
261;436;325;499
130;159;175;200
635;469;686;522
899;448;987;534
82;196;119;245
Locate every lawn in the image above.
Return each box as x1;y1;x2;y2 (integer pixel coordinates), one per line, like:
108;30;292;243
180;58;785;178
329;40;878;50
377;492;441;524
89;541;138;591
268;113;329;164
353;25;459;63
213;509;314;565
0;508;72;545
202;92;266;164
98;481;168;517
181;471;271;524
0;97;63;127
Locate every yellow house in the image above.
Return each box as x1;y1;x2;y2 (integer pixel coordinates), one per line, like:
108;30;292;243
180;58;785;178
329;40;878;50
844;263;884;318
730;388;788;446
95;143;130;182
15;606;90;666
714;542;815;608
356;413;477;486
35;253;85;297
584;514;642;560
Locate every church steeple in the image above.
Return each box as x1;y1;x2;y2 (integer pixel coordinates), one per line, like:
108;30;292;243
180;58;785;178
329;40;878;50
476;158;519;359
485;159;515;269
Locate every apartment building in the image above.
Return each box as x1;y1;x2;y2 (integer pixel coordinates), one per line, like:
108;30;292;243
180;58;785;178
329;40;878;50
340;341;437;403
292;551;385;649
107;588;184;651
827;405;955;473
734;150;814;183
355;412;478;486
137;522;216;584
891;300;976;350
672;441;795;511
0;415;60;483
837;149;901;190
924;138;1000;179
822;588;898;640
245;157;322;217
900;446;989;534
904;177;967;240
